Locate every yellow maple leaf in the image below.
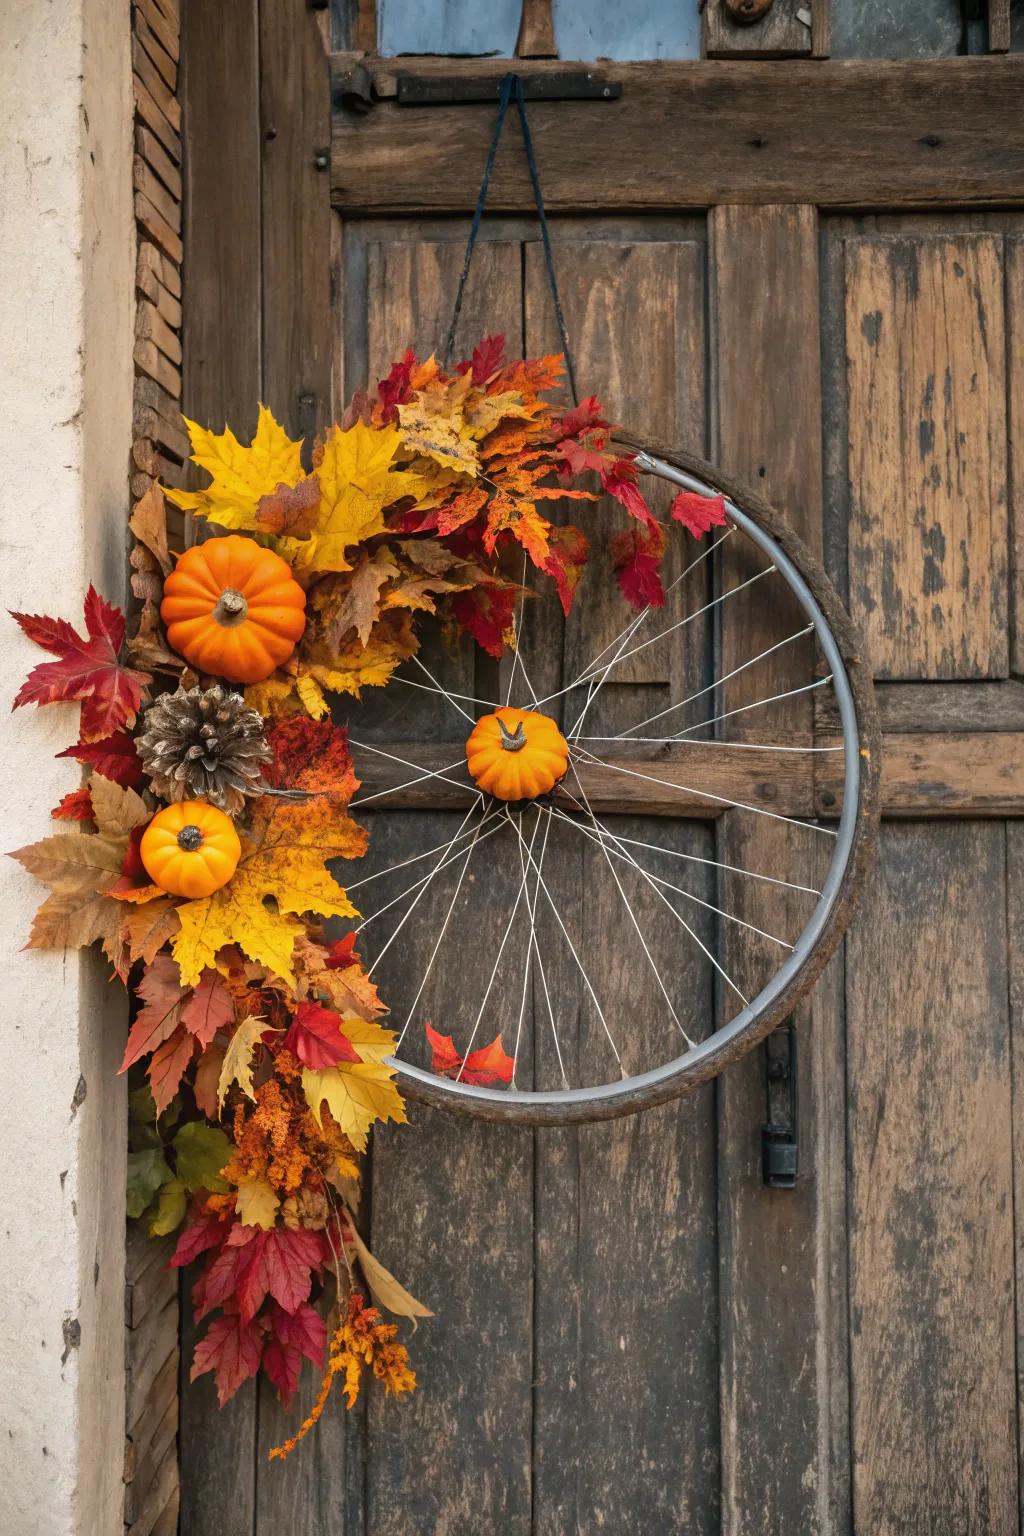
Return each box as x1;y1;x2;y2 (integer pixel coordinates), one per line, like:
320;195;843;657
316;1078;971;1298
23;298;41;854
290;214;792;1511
340;1016;399;1067
346;1221;432;1322
301;1059;406;1153
217;1015;278;1112
234;1174;281;1230
295;422;430;575
172;798;367;988
164;405;304;530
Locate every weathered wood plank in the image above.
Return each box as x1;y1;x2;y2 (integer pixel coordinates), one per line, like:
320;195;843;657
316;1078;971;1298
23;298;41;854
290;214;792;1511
136;298;182;366
364;811;534;1534
133;76;182;164
846;823;1017;1531
1008;238;1024;675
1006;823;1024;1534
532;814;721;1532
349;738;814;816
135;123;182;202
845;235;1008;680
134;189;184;266
261;0;332;437
703;0;813;58
136;0;179;64
330;57;1024;212
132;35;181;132
816;730;1024;816
179;1267;256;1536
135;7;177;92
713;204;850;1535
815;678;1024;734
254;1335;349;1536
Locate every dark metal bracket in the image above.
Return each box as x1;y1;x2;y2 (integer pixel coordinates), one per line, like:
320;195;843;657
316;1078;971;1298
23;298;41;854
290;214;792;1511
395;71;621;106
761;1019;798;1189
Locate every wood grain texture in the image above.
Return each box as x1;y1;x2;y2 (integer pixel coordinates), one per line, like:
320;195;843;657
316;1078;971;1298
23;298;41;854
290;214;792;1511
1008;237;1024;674
815;678;1024;734
846;823;1017;1532
703;0;812;57
330;57;1024;212
712;204;850;1535
817;730;1024;816
363;812;534;1534
845;235;1008;680
179;1268;256;1536
261;0;332;437
1006;823;1024;1535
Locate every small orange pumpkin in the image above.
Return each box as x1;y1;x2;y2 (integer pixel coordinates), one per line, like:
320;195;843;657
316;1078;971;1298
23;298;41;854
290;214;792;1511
140;800;242;899
161;534;306;685
465;708;569;802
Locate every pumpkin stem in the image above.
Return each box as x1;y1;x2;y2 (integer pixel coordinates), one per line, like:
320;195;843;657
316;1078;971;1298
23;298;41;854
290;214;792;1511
213;588;249;627
177;825;204;851
497;718;527;753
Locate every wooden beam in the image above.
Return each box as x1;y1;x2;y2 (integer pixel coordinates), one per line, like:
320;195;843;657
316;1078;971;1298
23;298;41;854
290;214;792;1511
703;0;813;59
351;741;815;818
816;732;1024;817
330;56;1024;212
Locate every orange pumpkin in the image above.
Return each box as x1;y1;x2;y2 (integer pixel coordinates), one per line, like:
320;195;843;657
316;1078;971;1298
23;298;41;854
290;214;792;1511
161;535;306;685
140;800;242;899
465;708;569;802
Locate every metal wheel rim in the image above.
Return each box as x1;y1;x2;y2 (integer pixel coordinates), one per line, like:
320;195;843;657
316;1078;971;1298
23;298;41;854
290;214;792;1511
385;441;881;1125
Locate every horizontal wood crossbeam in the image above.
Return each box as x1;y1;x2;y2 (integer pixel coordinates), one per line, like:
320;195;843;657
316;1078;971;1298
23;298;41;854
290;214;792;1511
816;732;1024;818
329;56;1024;213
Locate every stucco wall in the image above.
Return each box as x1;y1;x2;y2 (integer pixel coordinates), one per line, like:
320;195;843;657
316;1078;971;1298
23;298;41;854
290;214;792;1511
0;1;134;1531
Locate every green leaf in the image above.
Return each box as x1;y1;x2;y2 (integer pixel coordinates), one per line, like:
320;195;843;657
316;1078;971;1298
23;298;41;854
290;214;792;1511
127;1083;162;1151
172;1121;232;1193
127;1148;173;1218
148;1178;187;1236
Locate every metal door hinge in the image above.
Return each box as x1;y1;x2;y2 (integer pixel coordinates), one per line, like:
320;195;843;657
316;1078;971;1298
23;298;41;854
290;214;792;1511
761;1019;798;1189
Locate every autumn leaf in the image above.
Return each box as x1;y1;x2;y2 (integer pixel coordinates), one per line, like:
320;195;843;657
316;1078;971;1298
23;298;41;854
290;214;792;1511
283;1001;360;1070
292;937;387;1022
190;1306;265;1407
601;456;656;530
171;1210;229;1269
148;1178;187;1236
173;1122;232;1193
172;796;366;988
425;1023;515;1087
398;372;480;475
52;788;93;821
669;489;728;538
254;478;321;539
217;1015;278;1113
263;1301;327;1409
194;1042;227;1119
262;715;359;801
129;484;173;576
235;1175;281;1230
543;524;589;616
297;421;430;574
11;587;149;741
181;970;235;1047
313;551;400;648
87;774;150;838
56;731;144;787
302;1056;406;1153
165;405;304;531
120;954;187;1073
450;582;518;659
610;522;667;612
148;1026;196;1115
127;1148;173;1219
199;1223;324;1323
459;333;506;385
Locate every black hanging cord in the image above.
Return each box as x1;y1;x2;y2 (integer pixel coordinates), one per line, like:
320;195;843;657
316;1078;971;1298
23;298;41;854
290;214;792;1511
442;72;579;406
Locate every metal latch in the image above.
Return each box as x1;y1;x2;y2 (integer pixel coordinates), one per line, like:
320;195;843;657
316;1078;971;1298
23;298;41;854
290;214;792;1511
395;71;621;106
761;1019;798;1189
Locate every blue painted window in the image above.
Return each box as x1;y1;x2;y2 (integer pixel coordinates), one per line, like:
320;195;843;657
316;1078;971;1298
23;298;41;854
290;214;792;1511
377;0;702;60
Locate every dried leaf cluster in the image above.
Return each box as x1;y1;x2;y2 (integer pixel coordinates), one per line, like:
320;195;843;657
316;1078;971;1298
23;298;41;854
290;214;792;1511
8;337;721;1446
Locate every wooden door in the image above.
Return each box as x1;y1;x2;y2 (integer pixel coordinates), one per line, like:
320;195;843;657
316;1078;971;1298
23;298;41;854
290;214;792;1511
177;4;1024;1532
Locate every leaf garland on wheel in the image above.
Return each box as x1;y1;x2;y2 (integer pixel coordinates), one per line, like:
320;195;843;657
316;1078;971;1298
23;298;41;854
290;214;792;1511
8;336;725;1452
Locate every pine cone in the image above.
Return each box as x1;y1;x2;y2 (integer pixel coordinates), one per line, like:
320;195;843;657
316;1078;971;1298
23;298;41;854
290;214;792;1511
137;685;273;813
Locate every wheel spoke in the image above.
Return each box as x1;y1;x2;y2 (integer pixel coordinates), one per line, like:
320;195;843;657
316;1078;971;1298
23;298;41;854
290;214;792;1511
349;740;474;808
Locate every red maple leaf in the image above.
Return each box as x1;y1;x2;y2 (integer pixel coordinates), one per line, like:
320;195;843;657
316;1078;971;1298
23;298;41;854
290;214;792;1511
120;954;186;1073
458;333;506;385
190;1304;265;1407
558;394;608;440
669;490;728;538
200;1224;325;1324
610;524;666;612
377;348;416;420
11;586;149;741
171;1210;229;1270
263;716;358;801
425;1024;515;1087
262;1301;327;1409
543;523;589;617
324;934;359;969
283;1000;360;1069
601;457;657;531
561;436;611;477
51;787;93;821
55;731;144;786
450;583;517;659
